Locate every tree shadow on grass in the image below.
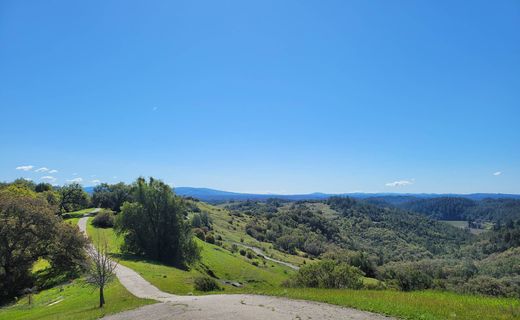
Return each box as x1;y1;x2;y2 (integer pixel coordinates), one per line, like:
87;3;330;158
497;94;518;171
109;253;191;271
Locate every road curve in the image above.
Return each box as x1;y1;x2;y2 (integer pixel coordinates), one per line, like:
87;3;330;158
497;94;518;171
78;211;393;320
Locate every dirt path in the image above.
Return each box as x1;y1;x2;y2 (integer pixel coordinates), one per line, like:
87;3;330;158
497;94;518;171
78;211;393;320
232;242;300;270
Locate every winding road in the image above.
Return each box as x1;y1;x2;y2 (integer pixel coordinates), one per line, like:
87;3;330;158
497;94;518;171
232;242;300;270
78;210;393;320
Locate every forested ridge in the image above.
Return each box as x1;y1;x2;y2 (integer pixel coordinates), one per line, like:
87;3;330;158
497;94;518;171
226;196;520;297
369;196;520;222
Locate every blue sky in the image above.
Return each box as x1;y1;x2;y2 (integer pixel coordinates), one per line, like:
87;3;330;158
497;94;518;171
1;0;519;194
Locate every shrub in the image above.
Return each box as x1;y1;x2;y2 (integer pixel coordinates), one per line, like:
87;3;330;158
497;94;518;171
239;249;246;256
394;267;433;291
191;212;212;229
463;276;508;297
286;260;364;289
379;262;434;291
92;210;115;228
205;233;215;244
194;276;221;291
193;228;205;241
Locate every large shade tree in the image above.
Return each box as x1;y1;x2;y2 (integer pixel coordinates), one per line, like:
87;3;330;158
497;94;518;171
58;183;90;213
116;177;200;266
0;186;87;303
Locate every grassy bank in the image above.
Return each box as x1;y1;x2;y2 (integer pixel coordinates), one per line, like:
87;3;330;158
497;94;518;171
86;217;294;295
0;278;154;320
255;288;520;320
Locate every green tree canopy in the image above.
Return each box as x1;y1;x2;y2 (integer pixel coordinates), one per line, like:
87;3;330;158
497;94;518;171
115;177;200;267
58;183;90;213
92;182;132;212
0;186;87;303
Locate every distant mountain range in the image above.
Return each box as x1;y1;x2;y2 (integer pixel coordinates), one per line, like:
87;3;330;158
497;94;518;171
173;187;520;202
83;185;520;202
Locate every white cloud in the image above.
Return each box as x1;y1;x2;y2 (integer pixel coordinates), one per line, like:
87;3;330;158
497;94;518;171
23;177;32;181
41;176;57;182
16;165;34;171
386;179;414;187
35;167;50;173
49;169;58;173
493;171;502;176
91;179;101;185
67;177;83;183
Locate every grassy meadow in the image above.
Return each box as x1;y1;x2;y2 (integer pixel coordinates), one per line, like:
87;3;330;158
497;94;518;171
259;288;520;320
0;278;153;320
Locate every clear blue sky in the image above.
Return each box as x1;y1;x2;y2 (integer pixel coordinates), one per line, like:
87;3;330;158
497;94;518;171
1;0;519;194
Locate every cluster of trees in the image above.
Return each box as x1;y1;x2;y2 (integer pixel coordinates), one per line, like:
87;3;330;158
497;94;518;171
91;183;132;212
0;178;90;215
377;252;520;297
114;178;200;267
238;197;470;263
399;197;476;220
1;177;203;305
0;183;88;303
90;179;203;267
383;196;520;223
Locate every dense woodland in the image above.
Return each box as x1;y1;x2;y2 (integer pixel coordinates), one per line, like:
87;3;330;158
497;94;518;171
226;197;520;297
367;196;520;223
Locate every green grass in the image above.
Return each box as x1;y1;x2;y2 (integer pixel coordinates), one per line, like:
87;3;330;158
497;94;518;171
63;208;96;226
0;278;154;320
32;258;51;273
443;220;491;235
443;220;469;228
200;202;309;266
257;288;520;320
86;217;294;295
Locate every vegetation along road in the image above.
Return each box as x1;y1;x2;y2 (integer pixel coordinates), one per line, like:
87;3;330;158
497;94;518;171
78;213;393;320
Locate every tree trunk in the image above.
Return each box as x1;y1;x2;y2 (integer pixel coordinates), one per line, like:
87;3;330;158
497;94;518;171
99;286;105;308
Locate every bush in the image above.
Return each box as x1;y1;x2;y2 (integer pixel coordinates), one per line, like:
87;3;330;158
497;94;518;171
193;228;205;241
194;276;221;291
463;276;508;297
239;249;246;256
205;233;215;244
191;212;212;229
286;260;364;289
394;267;433;291
92;210;115;228
379;262;434;291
